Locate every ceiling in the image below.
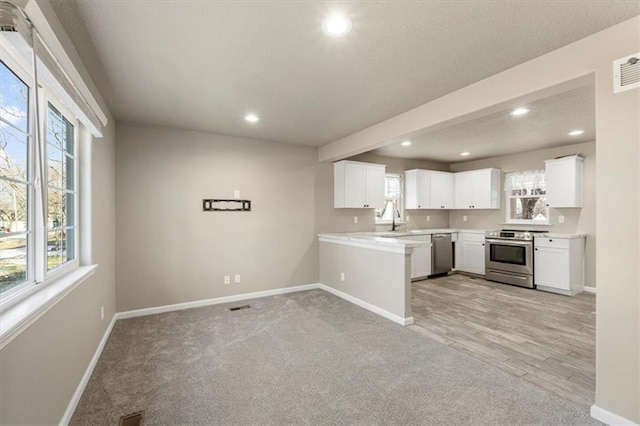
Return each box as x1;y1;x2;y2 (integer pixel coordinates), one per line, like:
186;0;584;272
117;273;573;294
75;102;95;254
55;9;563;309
49;1;638;147
371;84;595;164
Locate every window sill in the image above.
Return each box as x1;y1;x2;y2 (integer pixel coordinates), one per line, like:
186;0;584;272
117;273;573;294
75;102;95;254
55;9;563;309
0;264;98;350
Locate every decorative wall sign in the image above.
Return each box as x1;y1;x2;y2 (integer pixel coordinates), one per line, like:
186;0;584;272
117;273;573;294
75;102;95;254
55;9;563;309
202;199;251;212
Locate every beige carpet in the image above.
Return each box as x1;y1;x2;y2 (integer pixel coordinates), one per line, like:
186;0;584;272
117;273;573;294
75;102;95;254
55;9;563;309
71;290;600;425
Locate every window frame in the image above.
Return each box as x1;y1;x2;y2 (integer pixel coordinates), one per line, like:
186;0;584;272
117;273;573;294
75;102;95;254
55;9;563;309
0;39;81;306
504;174;549;225
375;173;404;225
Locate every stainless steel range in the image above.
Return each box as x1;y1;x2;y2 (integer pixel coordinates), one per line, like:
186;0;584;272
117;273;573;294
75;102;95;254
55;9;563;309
485;230;541;288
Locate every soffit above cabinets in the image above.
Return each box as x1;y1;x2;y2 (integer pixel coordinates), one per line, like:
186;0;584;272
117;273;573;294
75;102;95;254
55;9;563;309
49;1;634;147
370;84;595;164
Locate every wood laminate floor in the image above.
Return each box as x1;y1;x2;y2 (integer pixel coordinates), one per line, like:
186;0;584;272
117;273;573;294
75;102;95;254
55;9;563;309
410;273;595;407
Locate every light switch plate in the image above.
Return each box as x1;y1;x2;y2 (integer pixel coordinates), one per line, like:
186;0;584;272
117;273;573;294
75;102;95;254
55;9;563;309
234;190;240;198
234;274;240;284
559;216;565;223
354;216;358;224
463;215;468;222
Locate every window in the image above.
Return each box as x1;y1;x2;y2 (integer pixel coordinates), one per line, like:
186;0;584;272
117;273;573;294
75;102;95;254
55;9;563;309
0;60;31;294
0;56;78;298
375;174;403;223
504;170;549;225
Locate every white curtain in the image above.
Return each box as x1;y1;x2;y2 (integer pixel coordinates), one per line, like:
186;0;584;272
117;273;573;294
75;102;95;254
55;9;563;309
504;169;546;193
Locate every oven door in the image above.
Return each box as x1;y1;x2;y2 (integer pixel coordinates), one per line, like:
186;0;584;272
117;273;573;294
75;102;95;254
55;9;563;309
485;239;533;275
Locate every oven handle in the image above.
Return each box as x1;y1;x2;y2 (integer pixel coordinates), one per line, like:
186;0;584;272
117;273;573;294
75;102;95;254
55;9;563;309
485;239;533;246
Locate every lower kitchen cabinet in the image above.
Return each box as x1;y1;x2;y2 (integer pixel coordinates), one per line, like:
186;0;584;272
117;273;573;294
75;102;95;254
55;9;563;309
400;235;432;279
456;232;486;275
534;236;585;295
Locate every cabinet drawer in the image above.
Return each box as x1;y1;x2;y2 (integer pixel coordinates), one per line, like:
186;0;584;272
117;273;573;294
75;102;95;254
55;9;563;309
459;232;485;243
534;237;570;249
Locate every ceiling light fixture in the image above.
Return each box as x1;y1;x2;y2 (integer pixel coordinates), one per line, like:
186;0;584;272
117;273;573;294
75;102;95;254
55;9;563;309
511;107;529;116
322;14;353;37
401;140;412;147
244;113;260;123
568;129;585;136
460;152;470;156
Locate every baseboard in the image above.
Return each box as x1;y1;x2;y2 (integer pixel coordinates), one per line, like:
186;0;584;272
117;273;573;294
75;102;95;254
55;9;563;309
59;314;117;426
115;283;321;320
591;404;639;425
318;284;413;326
584;286;596;294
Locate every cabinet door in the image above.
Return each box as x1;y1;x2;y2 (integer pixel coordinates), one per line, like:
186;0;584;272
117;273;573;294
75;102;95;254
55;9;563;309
344;162;368;207
411;245;431;278
534;247;570;290
416;171;431;209
545;158;582;208
462;240;485;274
430;172;452;209
365;165;386;208
454;172;473;209
471;170;492;208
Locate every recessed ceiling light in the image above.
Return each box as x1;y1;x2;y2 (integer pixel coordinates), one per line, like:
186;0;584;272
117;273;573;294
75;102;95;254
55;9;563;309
244;113;260;123
568;129;585;136
401;140;412;147
460;152;470;156
322;14;353;37
511;107;529;116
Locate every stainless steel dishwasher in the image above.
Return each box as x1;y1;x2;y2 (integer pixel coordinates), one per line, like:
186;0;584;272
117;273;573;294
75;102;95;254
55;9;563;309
431;234;453;275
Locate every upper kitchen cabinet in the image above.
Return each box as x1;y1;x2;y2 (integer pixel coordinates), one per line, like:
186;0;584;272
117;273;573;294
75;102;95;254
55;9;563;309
334;160;386;208
405;170;453;209
545;155;583;208
453;168;501;209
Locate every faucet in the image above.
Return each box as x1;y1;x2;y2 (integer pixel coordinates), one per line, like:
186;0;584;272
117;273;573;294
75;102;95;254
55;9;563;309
391;203;401;232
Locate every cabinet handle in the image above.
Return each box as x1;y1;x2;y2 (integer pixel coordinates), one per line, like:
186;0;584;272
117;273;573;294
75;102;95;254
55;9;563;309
482;243;485;246
549;239;553;242
535;248;538;251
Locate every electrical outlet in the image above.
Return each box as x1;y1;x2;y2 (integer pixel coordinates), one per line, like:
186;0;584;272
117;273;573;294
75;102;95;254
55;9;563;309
235;274;240;284
406;215;410;221
354;216;358;224
426;215;430;222
234;190;240;198
100;306;104;321
340;272;345;282
558;215;565;223
224;276;230;285
463;215;468;222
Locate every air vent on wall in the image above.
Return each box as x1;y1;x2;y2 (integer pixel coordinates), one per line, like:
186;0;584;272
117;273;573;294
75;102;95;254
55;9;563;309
613;53;640;93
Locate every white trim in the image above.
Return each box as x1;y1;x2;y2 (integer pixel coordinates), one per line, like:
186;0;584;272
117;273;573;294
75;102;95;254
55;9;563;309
318;283;413;326
59;314;116;426
584;286;596;294
591;404;639;425
115;284;321;320
0;264;97;350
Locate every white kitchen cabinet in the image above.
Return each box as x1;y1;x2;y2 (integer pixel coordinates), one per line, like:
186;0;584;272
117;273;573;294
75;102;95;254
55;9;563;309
405;235;432;279
534;235;585;295
455;232;486;275
545;155;583;208
453;168;501;209
405;170;453;209
334;160;386;208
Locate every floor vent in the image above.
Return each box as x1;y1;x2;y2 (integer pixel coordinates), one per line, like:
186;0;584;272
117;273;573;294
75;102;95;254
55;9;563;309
229;304;251;311
119;411;145;426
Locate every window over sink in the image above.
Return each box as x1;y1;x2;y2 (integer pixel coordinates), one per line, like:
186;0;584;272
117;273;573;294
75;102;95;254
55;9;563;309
375;174;403;224
504;169;549;225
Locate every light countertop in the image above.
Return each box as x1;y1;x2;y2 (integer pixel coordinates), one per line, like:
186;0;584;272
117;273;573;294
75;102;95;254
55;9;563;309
535;233;587;239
